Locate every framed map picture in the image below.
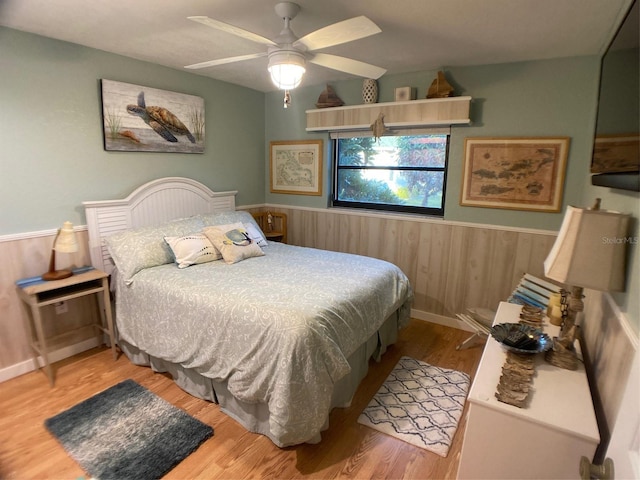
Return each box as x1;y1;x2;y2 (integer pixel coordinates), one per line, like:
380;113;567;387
270;140;323;195
461;137;569;212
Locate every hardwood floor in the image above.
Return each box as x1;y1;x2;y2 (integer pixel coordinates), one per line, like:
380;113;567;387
0;320;484;480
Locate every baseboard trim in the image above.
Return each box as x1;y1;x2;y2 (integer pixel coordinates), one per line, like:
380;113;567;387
0;337;100;383
410;308;475;332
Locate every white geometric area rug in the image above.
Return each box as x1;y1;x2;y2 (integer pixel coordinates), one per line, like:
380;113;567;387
358;356;470;457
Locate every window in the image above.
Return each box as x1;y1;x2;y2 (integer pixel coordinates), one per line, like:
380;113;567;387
332;130;450;216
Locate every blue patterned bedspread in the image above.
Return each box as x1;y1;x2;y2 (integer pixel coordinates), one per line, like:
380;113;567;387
115;242;412;446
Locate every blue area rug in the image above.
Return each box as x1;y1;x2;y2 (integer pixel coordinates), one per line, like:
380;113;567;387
358;356;470;457
45;379;213;480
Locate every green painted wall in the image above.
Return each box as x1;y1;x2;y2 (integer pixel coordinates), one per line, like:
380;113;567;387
265;57;602;231
1;27;636;331
264;56;639;331
0;27;265;235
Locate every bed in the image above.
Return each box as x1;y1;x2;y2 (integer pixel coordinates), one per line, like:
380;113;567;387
83;177;413;447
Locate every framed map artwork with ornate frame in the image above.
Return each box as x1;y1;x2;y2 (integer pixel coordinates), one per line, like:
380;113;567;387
460;137;570;212
460;137;569;212
270;140;323;195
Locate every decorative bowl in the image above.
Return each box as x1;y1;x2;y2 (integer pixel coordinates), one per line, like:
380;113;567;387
490;323;552;354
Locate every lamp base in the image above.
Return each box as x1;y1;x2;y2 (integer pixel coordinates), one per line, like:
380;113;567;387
545;338;578;370
42;269;73;281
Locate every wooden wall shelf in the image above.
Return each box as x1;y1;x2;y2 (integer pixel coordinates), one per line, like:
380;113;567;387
306;96;472;132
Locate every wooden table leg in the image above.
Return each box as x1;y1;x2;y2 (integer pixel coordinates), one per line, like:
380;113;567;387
100;277;117;360
30;305;54;386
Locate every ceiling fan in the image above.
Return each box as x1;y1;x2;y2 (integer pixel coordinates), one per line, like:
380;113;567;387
185;2;386;90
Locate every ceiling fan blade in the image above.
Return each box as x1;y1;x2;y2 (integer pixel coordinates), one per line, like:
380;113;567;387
309;53;386;79
294;16;381;51
188;16;276;46
185;52;267;70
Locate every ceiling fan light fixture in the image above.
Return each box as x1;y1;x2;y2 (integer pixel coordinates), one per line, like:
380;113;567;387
268;50;306;89
186;3;385;90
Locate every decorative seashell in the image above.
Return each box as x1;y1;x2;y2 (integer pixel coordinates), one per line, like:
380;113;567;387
119;130;142;143
224;228;251;246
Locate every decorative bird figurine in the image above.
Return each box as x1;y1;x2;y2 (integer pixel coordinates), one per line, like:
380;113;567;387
127;91;196;143
370;112;388;140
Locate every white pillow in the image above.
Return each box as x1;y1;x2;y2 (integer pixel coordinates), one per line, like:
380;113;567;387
244;223;268;247
203;223;265;265
164;233;222;268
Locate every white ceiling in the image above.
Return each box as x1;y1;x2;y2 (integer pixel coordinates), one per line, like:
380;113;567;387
0;0;634;92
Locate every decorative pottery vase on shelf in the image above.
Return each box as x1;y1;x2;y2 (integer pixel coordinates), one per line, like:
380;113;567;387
362;79;378;104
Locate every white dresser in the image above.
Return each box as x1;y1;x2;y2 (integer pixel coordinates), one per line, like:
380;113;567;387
457;302;600;479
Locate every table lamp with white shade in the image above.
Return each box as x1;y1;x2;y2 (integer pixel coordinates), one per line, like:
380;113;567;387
42;221;79;281
543;200;630;370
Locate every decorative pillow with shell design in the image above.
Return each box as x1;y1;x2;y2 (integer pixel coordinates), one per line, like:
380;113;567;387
198;211;268;246
203;223;265;265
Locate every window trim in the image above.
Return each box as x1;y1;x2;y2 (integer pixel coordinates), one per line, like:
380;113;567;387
330;128;450;217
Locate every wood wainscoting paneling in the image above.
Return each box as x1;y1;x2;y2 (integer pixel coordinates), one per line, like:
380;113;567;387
2;208;635;467
581;290;638;461
0;210;554;379
0;229;97;375
274;206;557;318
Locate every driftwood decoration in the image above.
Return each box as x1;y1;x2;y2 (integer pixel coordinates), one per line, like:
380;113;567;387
315;85;344;108
370;112;388;140
496;352;536;408
427;71;454;98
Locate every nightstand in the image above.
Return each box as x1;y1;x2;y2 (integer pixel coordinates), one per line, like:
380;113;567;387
16;268;116;386
252;211;287;243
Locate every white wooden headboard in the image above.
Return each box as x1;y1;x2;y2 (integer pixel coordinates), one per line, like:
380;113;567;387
83;177;238;274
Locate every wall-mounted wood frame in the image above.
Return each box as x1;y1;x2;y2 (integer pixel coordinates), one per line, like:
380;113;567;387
461;137;569;212
270;140;323;195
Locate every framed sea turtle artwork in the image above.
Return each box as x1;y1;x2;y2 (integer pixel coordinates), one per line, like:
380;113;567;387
100;79;204;153
460;137;570;212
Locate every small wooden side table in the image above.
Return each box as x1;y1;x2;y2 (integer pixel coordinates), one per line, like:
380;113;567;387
16;268;116;386
252;211;287;243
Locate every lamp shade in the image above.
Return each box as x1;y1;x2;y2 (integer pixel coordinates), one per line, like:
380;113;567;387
544;206;630;291
268;50;306;90
55;221;79;253
42;221;79;281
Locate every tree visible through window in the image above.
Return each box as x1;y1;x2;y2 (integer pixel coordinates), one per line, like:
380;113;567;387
332;133;449;216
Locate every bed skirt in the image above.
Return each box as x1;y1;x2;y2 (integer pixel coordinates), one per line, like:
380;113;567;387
117;310;402;447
